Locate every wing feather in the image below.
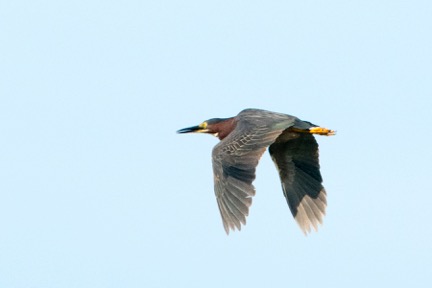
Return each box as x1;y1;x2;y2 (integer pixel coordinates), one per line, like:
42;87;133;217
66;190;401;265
269;132;327;234
212;112;296;234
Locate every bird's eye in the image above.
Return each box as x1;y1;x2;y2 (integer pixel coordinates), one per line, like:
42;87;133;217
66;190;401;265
199;122;208;129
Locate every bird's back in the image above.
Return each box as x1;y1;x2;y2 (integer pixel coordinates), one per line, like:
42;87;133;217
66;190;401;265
235;109;300;131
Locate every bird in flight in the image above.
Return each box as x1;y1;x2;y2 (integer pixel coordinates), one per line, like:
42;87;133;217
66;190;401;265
177;108;335;234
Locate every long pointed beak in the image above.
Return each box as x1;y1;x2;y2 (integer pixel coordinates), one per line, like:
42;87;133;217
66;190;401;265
177;125;202;134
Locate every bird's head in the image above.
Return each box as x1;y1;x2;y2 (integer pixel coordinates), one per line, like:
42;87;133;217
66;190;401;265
177;117;236;140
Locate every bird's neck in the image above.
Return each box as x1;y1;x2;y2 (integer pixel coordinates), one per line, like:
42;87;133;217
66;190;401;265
215;117;237;140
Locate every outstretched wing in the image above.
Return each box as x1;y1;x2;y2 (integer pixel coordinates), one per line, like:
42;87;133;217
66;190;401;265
212;125;286;234
269;132;327;234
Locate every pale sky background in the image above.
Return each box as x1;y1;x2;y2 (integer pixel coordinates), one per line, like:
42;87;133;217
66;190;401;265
1;1;431;287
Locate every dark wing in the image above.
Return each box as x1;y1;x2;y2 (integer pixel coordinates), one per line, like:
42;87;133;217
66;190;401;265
212;125;285;234
269;131;327;234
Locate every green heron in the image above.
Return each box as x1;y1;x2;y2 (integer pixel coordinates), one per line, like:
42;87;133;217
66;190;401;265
177;108;335;234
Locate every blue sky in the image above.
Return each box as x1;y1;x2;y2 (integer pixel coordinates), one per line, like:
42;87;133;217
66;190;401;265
1;1;431;287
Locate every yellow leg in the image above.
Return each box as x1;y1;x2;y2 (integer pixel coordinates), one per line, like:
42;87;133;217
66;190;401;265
308;127;336;136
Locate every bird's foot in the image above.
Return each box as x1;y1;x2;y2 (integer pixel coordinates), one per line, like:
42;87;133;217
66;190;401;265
309;127;336;136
